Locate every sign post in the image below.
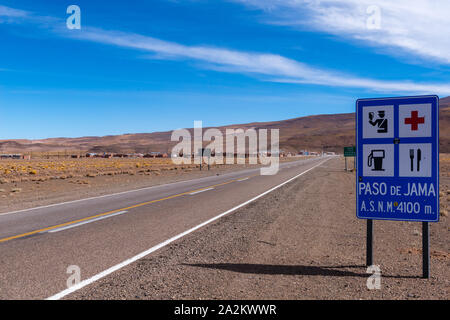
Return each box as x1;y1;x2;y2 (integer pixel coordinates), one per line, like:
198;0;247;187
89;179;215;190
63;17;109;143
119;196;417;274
366;219;373;266
344;146;356;171
422;221;430;278
203;148;211;171
198;148;203;171
356;95;439;278
198;148;212;171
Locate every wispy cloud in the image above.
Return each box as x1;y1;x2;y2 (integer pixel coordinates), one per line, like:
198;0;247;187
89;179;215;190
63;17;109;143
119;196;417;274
0;4;29;24
232;0;450;65
2;4;450;95
0;5;28;17
60;26;450;95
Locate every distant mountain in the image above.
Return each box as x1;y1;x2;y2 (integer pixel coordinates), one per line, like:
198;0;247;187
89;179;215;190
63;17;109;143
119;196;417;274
1;97;449;154
440;96;450;107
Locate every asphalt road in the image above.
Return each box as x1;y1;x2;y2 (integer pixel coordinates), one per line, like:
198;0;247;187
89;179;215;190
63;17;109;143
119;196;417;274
0;156;331;299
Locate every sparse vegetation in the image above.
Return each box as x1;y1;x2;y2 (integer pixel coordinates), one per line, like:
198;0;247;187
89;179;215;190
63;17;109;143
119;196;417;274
0;158;198;184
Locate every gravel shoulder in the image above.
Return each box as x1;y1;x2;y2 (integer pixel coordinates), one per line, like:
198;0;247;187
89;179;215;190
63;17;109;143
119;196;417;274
68;157;449;300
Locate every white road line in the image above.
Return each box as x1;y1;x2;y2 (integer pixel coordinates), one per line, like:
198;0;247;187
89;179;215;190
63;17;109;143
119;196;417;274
188;188;214;195
46;158;329;300
46;211;128;233
237;177;249;182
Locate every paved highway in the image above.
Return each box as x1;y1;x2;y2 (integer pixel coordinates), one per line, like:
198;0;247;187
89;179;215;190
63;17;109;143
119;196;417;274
0;156;330;299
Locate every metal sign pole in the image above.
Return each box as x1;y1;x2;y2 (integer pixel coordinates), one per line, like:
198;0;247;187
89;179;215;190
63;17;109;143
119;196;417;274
345;157;348;171
366;219;373;266
422;222;430;278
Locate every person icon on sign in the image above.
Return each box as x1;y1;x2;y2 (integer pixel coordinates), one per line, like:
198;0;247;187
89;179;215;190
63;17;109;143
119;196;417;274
368;110;388;133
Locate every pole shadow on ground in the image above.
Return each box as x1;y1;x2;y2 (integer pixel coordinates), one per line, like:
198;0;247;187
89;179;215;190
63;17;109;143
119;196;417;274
183;263;419;279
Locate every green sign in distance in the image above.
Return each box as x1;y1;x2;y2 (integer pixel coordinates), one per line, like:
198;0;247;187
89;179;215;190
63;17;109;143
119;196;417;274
344;146;356;157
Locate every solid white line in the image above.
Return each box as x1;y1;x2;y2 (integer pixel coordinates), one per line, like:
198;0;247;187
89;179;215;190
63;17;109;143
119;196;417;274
46;158;329;300
237;177;249;182
188;188;214;195
46;211;128;233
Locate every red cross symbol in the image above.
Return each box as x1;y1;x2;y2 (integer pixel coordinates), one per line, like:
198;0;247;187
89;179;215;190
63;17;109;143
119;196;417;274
404;111;425;131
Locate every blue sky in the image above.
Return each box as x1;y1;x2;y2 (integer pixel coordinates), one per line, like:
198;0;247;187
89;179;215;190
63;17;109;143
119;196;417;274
1;0;449;139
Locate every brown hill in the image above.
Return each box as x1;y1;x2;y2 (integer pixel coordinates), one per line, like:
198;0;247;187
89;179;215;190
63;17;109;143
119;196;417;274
1;97;449;154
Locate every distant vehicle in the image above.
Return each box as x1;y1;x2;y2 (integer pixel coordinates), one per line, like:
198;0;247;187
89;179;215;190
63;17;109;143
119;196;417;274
0;154;23;159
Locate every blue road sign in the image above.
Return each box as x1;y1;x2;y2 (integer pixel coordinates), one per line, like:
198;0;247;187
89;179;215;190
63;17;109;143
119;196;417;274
356;95;439;222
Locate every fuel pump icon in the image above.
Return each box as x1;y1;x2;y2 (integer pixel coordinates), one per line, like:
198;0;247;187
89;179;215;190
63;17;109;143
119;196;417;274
367;150;385;171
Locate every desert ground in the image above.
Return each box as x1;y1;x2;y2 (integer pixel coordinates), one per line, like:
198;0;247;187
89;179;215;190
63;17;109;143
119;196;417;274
66;156;448;300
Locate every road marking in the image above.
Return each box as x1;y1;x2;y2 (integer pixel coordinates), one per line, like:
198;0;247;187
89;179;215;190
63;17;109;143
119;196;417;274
0;158;326;243
46;211;128;233
237;177;249;181
0;165;268;217
0;158;328;243
0;158;310;217
189;188;214;195
46;158;329;300
0;176;255;243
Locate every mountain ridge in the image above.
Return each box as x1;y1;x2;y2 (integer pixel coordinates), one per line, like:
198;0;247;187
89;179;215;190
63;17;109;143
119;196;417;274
1;97;449;154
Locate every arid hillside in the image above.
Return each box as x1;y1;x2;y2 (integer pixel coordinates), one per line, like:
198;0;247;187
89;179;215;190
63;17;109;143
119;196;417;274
1;97;449;154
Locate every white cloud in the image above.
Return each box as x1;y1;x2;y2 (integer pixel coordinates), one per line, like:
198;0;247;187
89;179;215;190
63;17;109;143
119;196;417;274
65;27;450;95
2;4;450;95
66;27;324;78
0;5;28;17
0;5;29;25
233;0;450;65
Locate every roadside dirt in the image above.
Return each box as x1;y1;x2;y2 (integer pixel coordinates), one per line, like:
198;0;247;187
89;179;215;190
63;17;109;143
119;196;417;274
68;157;449;300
